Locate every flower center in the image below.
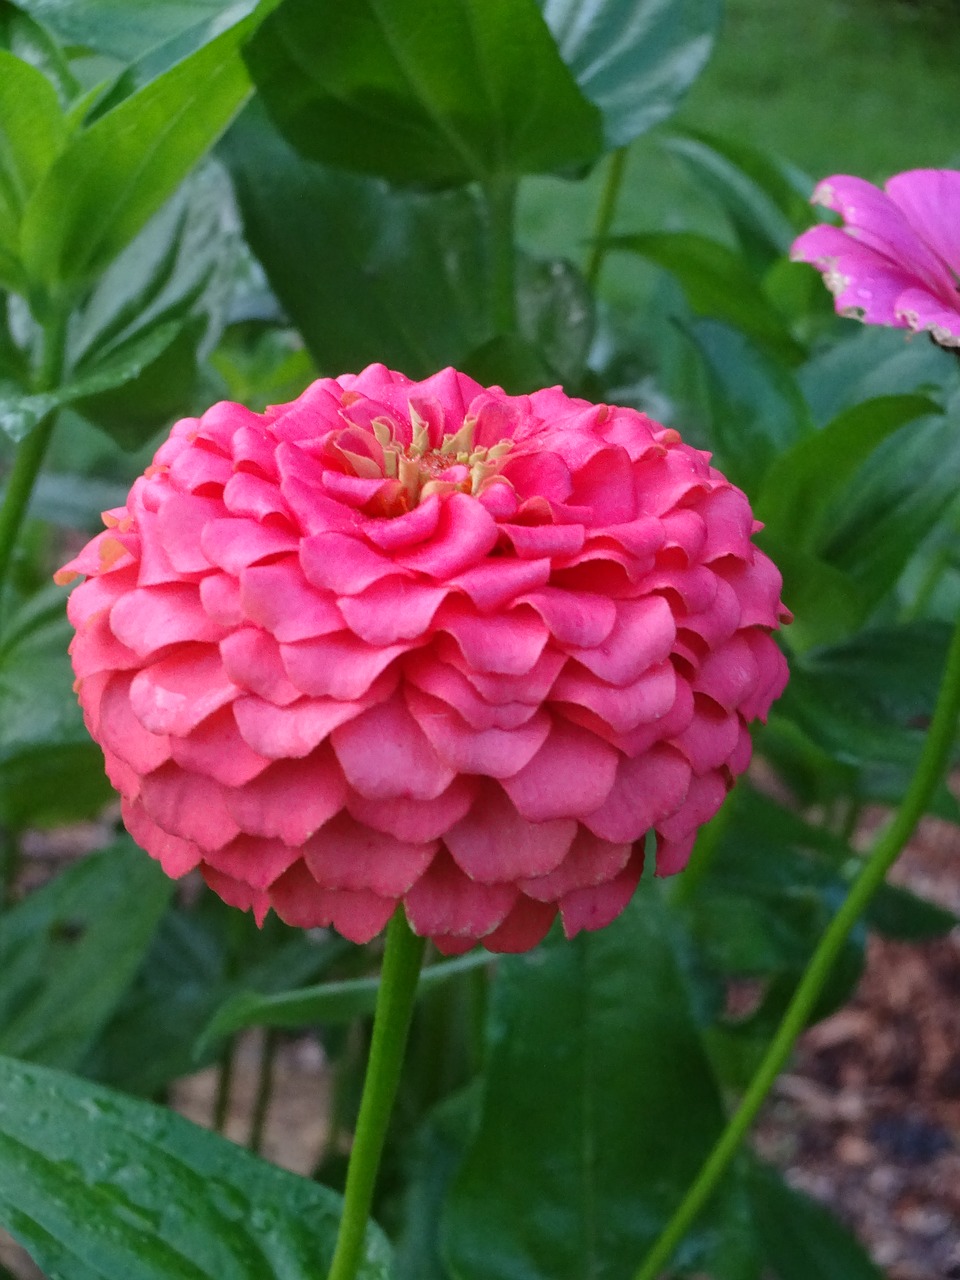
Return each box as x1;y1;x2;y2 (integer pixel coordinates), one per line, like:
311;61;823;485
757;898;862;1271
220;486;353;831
335;402;515;513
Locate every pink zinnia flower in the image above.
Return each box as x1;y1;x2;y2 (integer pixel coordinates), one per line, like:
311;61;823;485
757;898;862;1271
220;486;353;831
57;366;789;954
791;169;960;348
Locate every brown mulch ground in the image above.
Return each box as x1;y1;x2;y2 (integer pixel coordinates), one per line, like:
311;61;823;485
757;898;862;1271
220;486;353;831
2;818;958;1279
756;818;960;1280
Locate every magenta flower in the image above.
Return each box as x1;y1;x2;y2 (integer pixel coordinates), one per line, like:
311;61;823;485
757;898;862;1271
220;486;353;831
791;169;960;348
57;366;789;954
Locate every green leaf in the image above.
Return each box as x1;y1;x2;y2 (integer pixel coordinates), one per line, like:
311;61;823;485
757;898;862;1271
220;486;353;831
516;254;595;389
460;335;554;396
823;409;960;609
0;48;68;284
0;321;184;442
82;898;347;1096
0;839;172;1070
221;105;493;377
867;881;958;941
608;231;804;364
775;622;952;777
0;1055;392;1280
660;129;811;269
0;586;114;827
756;394;939;558
542;0;721;147
20;16;254;288
394;1087;477;1280
201;951;492;1054
799;325;957;427
747;1158;883;1280
443;892;760;1280
0;7;82;107
6;0;253;62
243;0;603;186
683;318;812;491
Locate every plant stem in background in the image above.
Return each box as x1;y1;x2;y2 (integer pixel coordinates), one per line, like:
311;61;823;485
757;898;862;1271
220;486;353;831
327;907;426;1280
584;146;629;291
634;616;960;1280
0;308;69;611
213;1037;236;1135
484;177;519;335
248;1029;278;1156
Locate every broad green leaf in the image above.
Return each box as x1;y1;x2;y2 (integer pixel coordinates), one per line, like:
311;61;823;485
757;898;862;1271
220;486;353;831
443;892;761;1280
542;0;721;147
607;231;804;363
867;881;958;941
660;129;810;269
0;321;183;442
683;318;812;490
799;325;957;427
0;586;114;827
461;335;554;396
243;0;603;186
747;1158;883;1280
82;898;347;1096
394;1088;477;1280
680;788;865;993
27;471;129;530
221;105;493;377
775;622;953;774
0;49;68;272
0;6;81;107
0;839;172;1069
201;951;492;1053
756;394;939;557
20;16;254;287
516;254;595;388
7;0;251;61
823;409;960;609
0;1055;392;1280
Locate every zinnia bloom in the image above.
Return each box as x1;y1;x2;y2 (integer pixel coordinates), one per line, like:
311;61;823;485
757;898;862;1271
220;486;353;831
58;366;789;954
791;169;960;348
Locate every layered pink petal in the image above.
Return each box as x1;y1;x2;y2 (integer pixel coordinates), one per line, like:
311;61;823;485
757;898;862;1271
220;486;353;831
58;364;789;954
445;780;576;883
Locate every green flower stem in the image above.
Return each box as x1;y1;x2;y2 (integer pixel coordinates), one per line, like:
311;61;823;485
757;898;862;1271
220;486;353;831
585;146;629;290
0;307;69;612
484;176;519;335
634;615;960;1280
327;907;426;1280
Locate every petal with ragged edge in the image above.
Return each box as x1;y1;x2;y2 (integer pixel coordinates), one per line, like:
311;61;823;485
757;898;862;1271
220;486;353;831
501;720;619;822
129;645;239;737
406;687;550;777
582;745;690;843
270;861;396;942
331;696;455;800
303;811;435;896
225;747;346;845
445;780;576;883
404;851;518;939
138;764;239;850
559;850;644;937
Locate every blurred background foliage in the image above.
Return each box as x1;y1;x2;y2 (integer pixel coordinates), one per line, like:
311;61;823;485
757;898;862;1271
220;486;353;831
0;0;959;1278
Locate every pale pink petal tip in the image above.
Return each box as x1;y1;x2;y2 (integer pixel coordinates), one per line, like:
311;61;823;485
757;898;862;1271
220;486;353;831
794;168;960;347
56;363;790;952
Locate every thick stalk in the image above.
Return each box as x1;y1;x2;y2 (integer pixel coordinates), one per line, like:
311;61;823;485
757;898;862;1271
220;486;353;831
484;177;519;335
584;147;629;290
0;307;69;611
327;908;426;1280
634;616;960;1280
